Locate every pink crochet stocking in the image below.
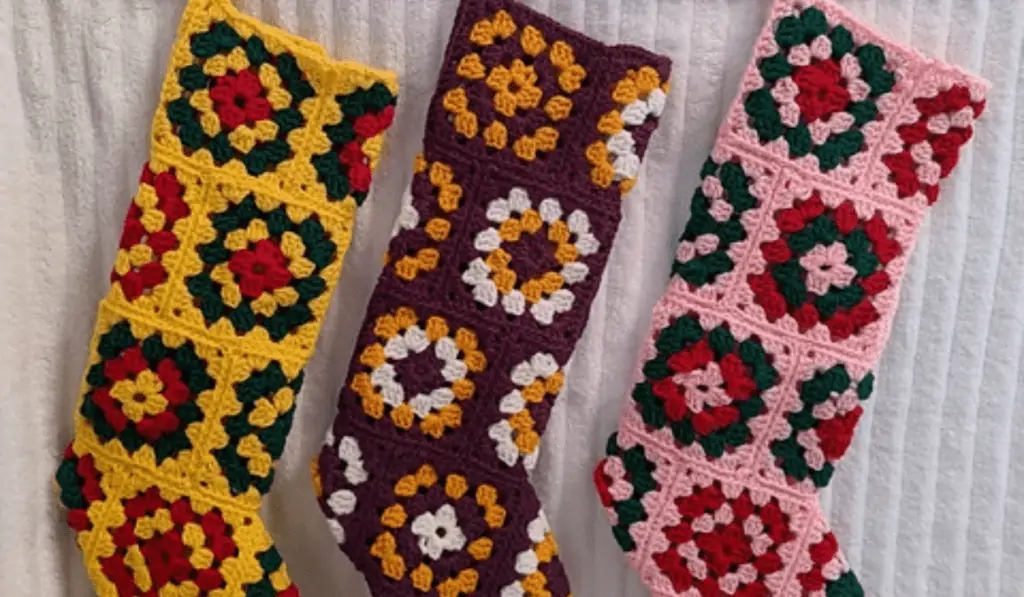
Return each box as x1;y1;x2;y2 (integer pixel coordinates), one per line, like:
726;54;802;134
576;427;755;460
593;1;988;595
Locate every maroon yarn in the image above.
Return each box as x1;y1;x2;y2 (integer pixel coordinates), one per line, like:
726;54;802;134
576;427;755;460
316;0;671;595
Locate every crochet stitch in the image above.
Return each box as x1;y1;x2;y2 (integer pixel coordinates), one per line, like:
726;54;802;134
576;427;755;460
54;2;397;596
593;1;988;595
312;1;670;596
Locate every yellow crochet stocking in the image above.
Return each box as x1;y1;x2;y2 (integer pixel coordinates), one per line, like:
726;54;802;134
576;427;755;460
54;2;397;596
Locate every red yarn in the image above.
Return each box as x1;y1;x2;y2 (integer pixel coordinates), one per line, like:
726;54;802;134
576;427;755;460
210;70;272;130
886;85;986;204
793;60;851;123
229;239;292;298
817;408;863;461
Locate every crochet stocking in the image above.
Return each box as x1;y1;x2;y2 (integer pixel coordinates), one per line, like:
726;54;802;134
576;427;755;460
593;1;987;595
53;2;397;596
312;1;670;595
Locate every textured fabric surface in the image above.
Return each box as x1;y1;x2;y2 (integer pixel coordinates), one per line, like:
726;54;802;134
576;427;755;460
51;2;401;597
594;1;989;595
1;1;1022;596
312;1;669;595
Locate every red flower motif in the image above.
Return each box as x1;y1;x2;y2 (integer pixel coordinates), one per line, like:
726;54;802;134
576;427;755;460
697;522;753;576
793;60;851;123
229;239;292;299
104;346;148;382
209;70;272;130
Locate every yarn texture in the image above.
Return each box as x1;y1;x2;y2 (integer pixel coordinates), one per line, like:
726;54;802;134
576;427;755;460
312;0;670;596
53;1;397;596
593;1;988;595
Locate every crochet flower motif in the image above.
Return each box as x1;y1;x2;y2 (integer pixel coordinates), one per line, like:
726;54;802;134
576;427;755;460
167;19;397;199
387;155;463;282
167;21;313;176
488;352;564;469
322;435;369;545
184;188;339;341
500;511;563;597
487;59;543;118
61;478;298;597
631;313;779;459
353;307;487;438
588;66;669;193
652;481;795;596
412;505;468;560
770;365;874;489
112;164;191;303
743;5;897;171
228;239;292;298
79;322;213;462
462;187;599;325
748;191;902;341
444;9;587;162
799;243;856;295
56;446;105;534
370;464;505;594
209;70;272;131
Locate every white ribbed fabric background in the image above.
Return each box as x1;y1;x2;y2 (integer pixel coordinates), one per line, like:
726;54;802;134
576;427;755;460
0;0;1021;595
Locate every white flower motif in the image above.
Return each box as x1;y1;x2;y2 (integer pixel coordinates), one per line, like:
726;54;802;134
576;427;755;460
411;504;467;560
799;243;857;295
464;189;600;325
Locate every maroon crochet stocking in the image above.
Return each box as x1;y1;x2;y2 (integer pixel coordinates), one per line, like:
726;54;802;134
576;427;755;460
312;0;671;595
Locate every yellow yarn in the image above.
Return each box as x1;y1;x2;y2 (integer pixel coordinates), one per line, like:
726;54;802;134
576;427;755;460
54;2;397;597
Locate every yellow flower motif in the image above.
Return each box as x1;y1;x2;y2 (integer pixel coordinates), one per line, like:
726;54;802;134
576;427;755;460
110;370;167;423
444;11;588;162
487;59;544;118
